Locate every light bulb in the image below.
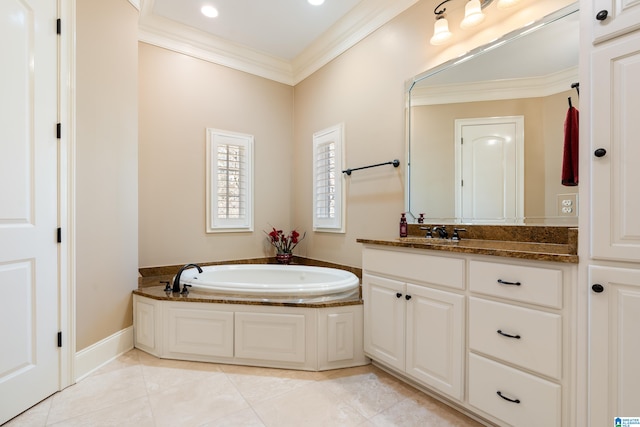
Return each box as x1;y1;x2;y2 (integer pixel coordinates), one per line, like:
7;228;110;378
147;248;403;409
460;0;485;29
430;17;452;45
201;5;219;18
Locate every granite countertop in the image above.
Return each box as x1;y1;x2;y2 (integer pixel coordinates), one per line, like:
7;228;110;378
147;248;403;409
357;225;578;264
133;286;363;308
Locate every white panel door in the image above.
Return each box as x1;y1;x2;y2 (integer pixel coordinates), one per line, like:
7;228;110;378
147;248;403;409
455;117;524;223
589;266;640;426
0;0;60;423
591;31;640;261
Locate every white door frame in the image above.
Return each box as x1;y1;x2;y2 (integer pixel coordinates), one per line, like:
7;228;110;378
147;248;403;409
58;0;76;389
454;116;525;223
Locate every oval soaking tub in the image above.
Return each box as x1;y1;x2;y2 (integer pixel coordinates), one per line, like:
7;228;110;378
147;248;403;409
179;264;360;302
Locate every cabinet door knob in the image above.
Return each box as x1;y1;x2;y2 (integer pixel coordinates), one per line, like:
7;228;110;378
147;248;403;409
594;148;607;157
596;10;609;21
405;294;412;301
592;284;605;293
396;292;402;298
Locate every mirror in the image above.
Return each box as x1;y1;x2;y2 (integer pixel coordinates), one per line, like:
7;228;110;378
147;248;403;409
407;5;579;225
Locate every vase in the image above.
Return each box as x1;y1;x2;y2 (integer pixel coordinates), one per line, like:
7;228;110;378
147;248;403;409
276;253;293;264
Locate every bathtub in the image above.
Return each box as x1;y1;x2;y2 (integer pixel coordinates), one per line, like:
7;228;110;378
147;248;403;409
178;264;360;302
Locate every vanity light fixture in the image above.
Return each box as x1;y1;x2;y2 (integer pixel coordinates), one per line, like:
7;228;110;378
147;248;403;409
430;0;521;45
201;5;219;18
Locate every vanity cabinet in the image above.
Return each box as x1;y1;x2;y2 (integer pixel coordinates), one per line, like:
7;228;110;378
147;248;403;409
590;30;640;262
587;14;640;425
362;248;465;400
467;259;566;427
588;266;640;426
363;273;464;400
592;0;640;43
361;245;575;426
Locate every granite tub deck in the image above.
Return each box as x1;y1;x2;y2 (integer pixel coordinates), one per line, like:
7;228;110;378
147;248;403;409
133;285;362;308
136;257;363;308
357;225;578;263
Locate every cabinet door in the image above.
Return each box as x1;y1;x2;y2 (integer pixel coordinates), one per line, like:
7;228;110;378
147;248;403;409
592;0;640;43
363;274;405;370
406;284;464;400
591;31;640;261
589;266;640;426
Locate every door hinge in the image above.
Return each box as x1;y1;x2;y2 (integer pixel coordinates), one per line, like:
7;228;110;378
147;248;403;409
57;123;61;139
461;138;464;144
57;227;62;243
57;331;62;347
57;19;61;35
461;180;464;186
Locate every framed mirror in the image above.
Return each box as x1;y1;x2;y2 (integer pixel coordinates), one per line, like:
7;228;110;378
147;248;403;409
406;4;579;225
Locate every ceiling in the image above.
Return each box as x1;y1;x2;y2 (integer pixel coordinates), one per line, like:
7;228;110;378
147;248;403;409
138;0;419;85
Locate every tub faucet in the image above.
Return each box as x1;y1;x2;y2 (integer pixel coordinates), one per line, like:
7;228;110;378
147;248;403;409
173;263;203;293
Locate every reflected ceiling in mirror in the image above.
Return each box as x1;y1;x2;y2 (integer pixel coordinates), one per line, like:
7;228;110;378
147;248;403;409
406;4;579;226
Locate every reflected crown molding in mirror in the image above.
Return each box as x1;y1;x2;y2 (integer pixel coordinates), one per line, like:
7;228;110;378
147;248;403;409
412;66;578;106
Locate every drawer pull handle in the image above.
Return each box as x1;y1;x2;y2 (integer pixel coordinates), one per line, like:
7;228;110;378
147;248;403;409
497;391;521;404
497;279;521;286
396;293;403;298
497;329;521;339
405;294;412;301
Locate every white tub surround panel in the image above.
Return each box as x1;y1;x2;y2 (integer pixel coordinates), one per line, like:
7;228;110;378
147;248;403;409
133;295;368;371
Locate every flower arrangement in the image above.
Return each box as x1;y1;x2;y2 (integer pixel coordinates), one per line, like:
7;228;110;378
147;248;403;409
265;227;306;254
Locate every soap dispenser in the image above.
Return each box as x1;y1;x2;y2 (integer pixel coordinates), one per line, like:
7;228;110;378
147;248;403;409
399;213;408;237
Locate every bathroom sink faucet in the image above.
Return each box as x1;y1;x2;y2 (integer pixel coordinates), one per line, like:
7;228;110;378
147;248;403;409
173;263;203;293
433;226;448;239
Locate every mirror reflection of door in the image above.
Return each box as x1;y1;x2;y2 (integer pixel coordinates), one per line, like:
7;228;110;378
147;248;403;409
454;116;524;223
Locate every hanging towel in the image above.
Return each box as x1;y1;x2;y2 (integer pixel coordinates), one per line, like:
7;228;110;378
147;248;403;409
561;105;579;186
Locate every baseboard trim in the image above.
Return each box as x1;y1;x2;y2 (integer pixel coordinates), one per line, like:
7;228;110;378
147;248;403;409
75;326;134;382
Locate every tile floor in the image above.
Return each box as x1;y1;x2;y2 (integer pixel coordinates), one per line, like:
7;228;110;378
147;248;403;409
5;349;484;426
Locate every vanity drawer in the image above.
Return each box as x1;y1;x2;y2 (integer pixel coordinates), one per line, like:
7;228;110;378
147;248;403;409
363;247;464;290
469;260;562;308
469;297;561;379
468;353;561;427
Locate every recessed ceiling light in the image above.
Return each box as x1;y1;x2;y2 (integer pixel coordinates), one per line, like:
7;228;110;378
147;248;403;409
201;5;219;18
308;0;325;5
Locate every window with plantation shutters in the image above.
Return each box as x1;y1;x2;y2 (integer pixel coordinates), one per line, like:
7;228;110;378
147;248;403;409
313;124;345;232
206;128;253;232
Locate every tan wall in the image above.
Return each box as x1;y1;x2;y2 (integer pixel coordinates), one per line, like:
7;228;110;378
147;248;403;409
292;0;574;267
76;0;139;351
135;0;574;271
138;44;294;268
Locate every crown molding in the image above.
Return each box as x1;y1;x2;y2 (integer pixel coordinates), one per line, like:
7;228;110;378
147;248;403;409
291;0;419;84
138;0;418;86
139;0;294;85
410;66;579;106
128;0;140;11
